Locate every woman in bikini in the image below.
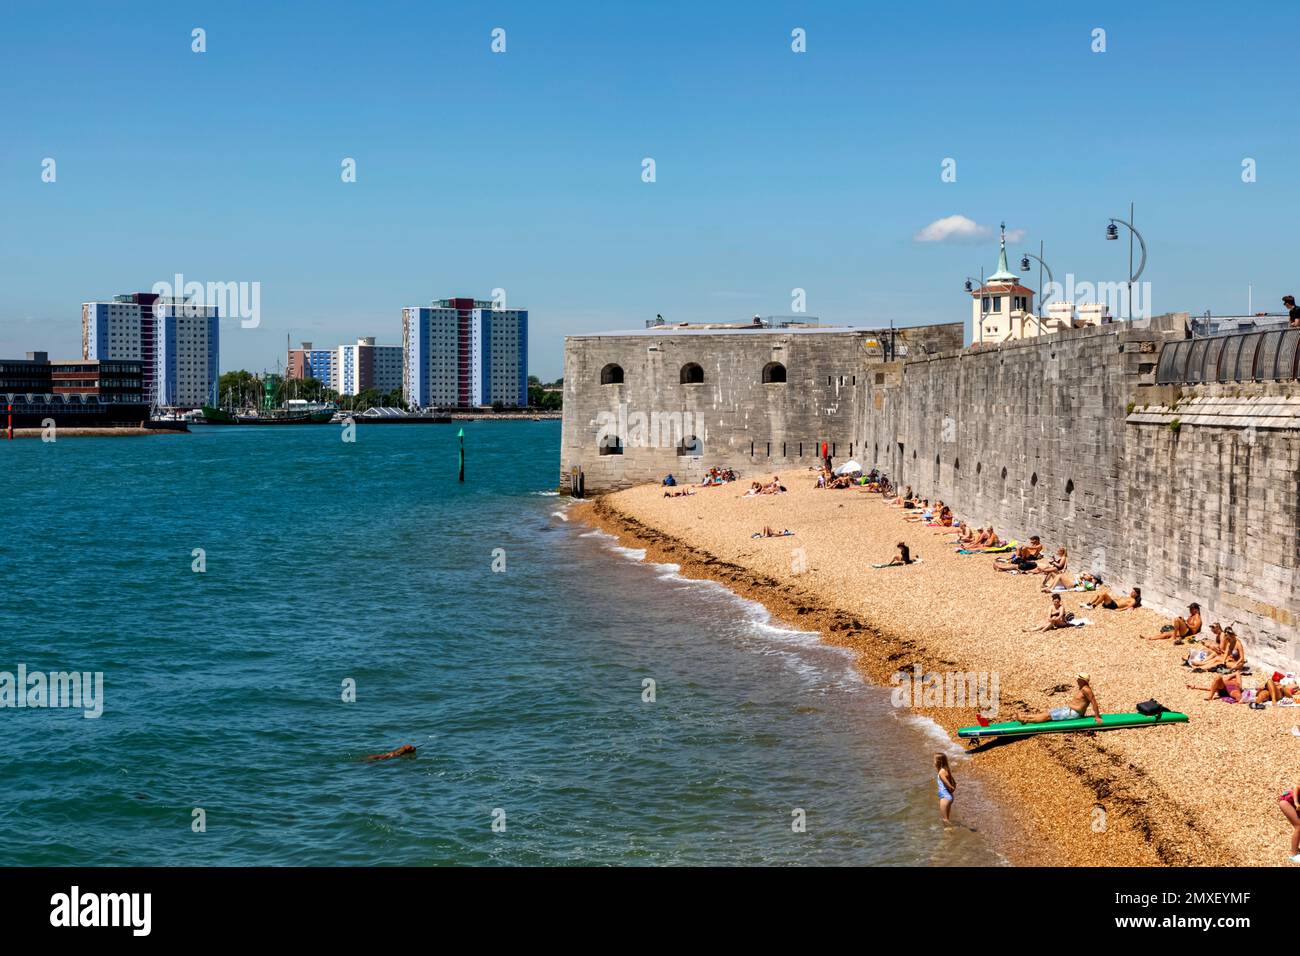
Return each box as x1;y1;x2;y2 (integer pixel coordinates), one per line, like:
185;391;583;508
1196;627;1246;673
1187;672;1250;702
1250;677;1299;708
934;506;954;527
1183;622;1224;668
1025;593;1072;632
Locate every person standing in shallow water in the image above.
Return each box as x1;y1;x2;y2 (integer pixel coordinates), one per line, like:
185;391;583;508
935;753;957;823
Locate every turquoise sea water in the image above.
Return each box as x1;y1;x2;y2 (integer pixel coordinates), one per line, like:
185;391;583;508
1;422;1002;865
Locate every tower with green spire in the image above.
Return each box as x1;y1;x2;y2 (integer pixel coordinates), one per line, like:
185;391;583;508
986;222;1019;283
970;222;1035;343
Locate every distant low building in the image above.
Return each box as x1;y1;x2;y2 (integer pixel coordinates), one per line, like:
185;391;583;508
0;352;148;427
335;337;402;397
287;341;338;389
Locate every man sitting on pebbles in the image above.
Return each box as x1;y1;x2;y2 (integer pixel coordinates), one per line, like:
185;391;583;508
1016;674;1102;725
994;535;1043;572
1141;602;1201;642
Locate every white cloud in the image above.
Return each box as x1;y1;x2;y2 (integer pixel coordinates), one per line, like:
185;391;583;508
913;215;1025;244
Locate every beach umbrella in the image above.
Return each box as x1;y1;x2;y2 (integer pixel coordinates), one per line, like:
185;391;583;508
833;459;862;476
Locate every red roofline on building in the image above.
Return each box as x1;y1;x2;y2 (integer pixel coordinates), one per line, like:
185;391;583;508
970;284;1035;297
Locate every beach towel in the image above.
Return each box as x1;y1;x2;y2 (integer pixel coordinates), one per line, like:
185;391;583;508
957;544;1014;554
1067;617;1092;627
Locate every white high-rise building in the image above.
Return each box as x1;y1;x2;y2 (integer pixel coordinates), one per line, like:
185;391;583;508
82;292;219;407
403;297;528;408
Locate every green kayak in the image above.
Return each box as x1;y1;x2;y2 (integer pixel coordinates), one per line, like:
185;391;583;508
958;711;1188;740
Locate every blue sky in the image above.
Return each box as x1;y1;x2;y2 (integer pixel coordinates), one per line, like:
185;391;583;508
1;0;1296;379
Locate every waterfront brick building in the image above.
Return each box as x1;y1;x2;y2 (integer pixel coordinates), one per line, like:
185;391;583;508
0;352;147;427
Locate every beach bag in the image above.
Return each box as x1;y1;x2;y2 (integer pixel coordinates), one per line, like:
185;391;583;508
1136;699;1170;719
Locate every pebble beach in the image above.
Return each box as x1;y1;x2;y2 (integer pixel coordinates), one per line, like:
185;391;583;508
575;474;1300;866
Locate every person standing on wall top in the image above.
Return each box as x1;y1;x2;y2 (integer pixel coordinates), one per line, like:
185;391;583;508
1286;295;1300;328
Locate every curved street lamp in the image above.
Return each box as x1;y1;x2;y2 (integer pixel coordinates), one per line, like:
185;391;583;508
1019;248;1053;332
965;270;986;343
1106;202;1147;321
1105;217;1147;281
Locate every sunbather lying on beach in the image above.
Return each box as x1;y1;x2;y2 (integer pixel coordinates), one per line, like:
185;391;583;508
995;536;1043;572
1082;586;1141;611
1041;569;1101;593
1025;593;1073;632
1017;674;1101;725
903;499;931;521
1142;602;1201;641
663;488;694;498
1252;676;1299;707
753;526;793;538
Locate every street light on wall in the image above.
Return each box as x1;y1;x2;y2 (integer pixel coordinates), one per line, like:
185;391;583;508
1019;247;1054;332
965;272;986;344
1105;202;1147;321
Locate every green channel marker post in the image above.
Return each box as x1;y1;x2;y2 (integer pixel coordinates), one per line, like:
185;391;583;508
458;427;465;482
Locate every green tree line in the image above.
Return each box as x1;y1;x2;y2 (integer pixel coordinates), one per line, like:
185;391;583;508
216;371;562;411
